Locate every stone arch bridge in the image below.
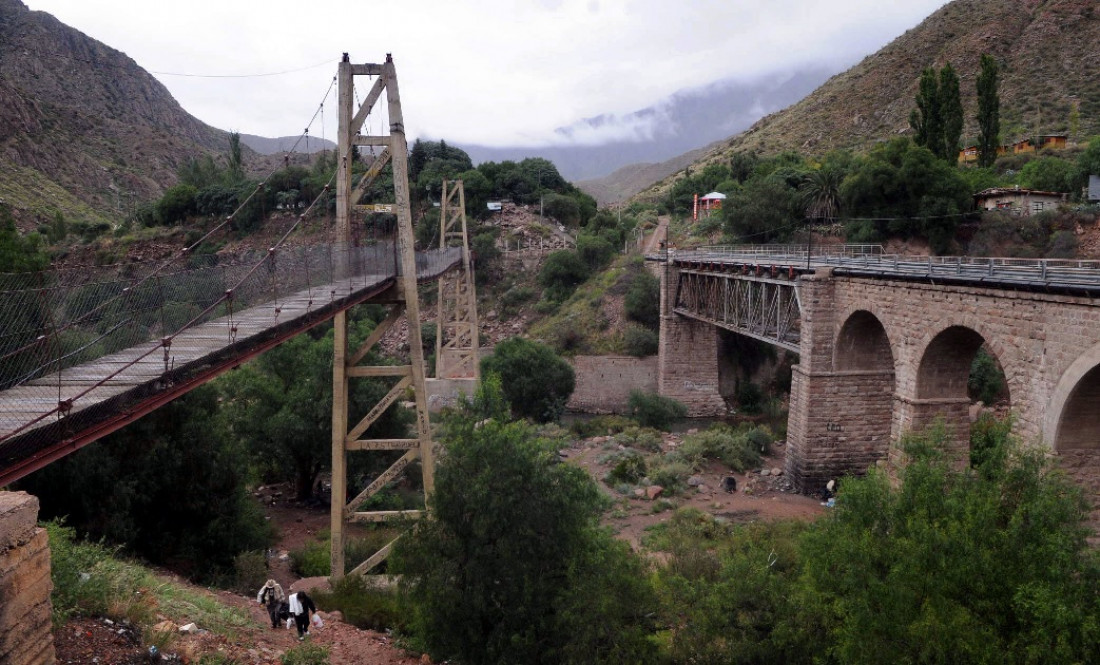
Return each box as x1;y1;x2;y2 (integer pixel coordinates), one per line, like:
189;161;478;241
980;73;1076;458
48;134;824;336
656;245;1100;520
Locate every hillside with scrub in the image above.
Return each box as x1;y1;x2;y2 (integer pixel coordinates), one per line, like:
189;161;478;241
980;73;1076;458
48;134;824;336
638;0;1100;202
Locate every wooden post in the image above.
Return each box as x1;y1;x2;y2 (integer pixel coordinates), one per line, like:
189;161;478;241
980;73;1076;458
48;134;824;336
385;55;435;496
330;54;439;577
330;310;348;578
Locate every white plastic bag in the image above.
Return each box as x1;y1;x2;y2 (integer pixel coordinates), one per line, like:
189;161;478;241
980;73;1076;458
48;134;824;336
286;618;294;630
312;614;324;629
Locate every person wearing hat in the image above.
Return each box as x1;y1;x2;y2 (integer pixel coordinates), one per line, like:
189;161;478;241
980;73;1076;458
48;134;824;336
256;579;286;629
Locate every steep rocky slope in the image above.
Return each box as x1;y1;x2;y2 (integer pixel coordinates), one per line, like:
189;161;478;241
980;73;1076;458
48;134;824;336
0;0;228;226
640;0;1100;200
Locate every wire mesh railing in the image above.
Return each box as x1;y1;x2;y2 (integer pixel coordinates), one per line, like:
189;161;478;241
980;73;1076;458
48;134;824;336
0;237;462;455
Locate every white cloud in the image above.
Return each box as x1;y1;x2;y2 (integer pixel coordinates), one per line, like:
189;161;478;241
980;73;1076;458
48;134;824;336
23;0;950;146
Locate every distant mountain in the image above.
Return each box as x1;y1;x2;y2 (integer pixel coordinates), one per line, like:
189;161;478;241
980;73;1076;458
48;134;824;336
0;0;229;226
575;144;715;207
644;0;1100;199
456;68;837;184
240;133;335;156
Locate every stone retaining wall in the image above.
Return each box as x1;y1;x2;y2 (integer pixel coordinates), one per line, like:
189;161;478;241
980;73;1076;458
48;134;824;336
0;492;54;665
567;355;658;413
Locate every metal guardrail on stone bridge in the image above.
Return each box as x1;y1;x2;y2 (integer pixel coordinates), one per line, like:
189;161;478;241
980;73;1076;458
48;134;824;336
666;244;1100;296
651;244;1100;353
0;242;462;485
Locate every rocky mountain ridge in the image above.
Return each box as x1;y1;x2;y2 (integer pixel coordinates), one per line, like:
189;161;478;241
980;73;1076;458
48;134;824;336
0;0;230;227
638;0;1100;201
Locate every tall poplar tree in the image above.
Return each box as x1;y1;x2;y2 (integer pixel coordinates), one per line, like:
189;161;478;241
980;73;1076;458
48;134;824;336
939;63;963;161
976;54;1001;168
910;67;943;157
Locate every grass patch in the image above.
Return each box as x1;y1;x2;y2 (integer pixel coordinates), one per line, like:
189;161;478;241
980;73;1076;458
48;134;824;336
47;520;252;641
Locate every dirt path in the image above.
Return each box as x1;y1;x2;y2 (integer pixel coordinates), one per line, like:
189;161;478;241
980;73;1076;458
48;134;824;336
643;215;669;254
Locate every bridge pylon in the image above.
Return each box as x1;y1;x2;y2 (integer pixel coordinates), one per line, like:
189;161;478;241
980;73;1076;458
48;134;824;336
330;54;434;578
434;180;479;379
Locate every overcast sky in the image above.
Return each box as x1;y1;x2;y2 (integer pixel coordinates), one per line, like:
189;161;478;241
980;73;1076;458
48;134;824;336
25;0;950;147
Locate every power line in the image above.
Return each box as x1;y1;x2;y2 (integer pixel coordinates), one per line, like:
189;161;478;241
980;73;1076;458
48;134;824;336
20;46;335;80
149;59;334;79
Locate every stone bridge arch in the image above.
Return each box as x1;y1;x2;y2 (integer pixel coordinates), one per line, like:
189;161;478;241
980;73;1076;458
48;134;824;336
833;307;895;372
1045;342;1100;451
897;318;1014;459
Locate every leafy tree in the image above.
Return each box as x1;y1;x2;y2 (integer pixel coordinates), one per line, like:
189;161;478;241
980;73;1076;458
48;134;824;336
394;379;657;665
977;54;1001;168
627;390;686;430
1074;135;1100;191
841;138;971;253
623;269;660;328
722;175;802;243
1020;156;1075;193
220;317;412;500
154;184;198;225
178;155;224;189
910;67;944;158
542;192;581;226
227;132;245;185
655;515;817;664
799;426;1100;665
538;249;590;301
0;204;48;272
20;385;274;580
728;152;759;184
940;63;963;161
576;234;615;270
480;337;575;422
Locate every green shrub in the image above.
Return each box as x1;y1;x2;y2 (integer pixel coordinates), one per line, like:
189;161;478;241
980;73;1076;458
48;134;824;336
735;381;765;414
481;337;576;423
612;426;664;452
568;415;633;438
577;234;616;269
281;643;330;665
648;460;692;494
970;412;1011;469
155;184;198;225
291;530;401;577
968;347;1006;404
499;285;535;314
313;575;401;632
627;390;687;430
676;424;770;472
231;551;268;595
624;270;660;328
47;520;120;624
607;450;648;484
623;323;658;357
538;250;590;302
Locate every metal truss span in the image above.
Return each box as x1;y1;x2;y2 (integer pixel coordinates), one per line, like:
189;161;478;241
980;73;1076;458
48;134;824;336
674;268;801;352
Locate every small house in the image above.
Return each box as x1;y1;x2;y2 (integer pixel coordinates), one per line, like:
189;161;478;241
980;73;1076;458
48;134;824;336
699;192;726;216
974;187;1067;216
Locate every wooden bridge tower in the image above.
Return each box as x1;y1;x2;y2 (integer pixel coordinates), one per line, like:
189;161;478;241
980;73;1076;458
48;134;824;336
330;54;434;578
435;180;479;379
